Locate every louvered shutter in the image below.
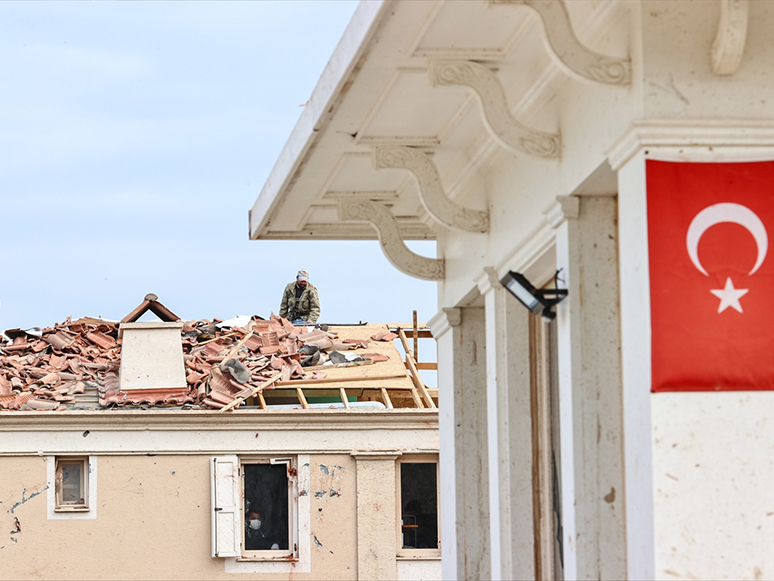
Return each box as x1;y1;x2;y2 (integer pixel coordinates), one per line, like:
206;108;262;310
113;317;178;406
211;456;240;557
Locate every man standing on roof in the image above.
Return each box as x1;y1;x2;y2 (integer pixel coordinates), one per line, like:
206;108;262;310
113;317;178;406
279;269;320;325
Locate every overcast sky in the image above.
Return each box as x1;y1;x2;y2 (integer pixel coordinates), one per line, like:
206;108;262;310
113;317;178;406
0;2;438;331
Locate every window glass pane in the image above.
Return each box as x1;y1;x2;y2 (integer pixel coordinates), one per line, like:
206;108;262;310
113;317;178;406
401;463;438;549
61;462;82;503
243;464;289;551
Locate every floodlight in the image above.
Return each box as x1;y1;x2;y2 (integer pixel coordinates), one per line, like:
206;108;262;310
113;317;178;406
499;271;568;321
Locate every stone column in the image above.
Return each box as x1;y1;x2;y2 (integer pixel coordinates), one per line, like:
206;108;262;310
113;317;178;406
352;452;400;580
549;194;627;580
476;268;534;581
429;306;490;581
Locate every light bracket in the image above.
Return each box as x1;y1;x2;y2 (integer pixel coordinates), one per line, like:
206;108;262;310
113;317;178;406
499;270;568;321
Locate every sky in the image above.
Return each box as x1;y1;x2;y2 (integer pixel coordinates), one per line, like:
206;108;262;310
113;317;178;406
0;1;438;332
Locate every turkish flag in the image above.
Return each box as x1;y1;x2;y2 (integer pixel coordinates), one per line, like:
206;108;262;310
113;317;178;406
647;160;774;392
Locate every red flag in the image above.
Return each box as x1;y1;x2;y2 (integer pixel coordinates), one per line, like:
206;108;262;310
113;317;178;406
647;160;774;392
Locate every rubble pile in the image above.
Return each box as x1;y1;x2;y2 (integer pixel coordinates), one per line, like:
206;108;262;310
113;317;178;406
0;317;121;411
0;313;385;412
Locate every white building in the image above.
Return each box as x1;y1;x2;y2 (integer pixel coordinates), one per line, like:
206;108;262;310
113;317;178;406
251;1;774;579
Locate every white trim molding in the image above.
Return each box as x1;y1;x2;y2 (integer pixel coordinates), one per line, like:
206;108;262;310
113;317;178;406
338;200;445;280
607;120;774;171
712;0;749;76
428;60;561;158
490;0;631;85
373;146;489;233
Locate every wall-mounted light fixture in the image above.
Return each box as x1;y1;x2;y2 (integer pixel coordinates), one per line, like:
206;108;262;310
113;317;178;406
499;270;568;321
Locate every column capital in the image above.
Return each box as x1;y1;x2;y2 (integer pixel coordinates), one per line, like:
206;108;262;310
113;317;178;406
543;195;580;229
428;307;462;339
476;267;502;296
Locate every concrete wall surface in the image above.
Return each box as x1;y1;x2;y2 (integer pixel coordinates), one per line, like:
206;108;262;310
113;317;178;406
653;392;774;581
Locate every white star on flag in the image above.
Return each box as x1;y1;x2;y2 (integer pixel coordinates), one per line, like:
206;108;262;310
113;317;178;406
710;277;749;313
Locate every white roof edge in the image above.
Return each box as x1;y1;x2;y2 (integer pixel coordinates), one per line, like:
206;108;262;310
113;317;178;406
249;0;390;240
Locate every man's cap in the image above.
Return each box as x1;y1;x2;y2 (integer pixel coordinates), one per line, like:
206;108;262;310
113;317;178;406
297;269;309;282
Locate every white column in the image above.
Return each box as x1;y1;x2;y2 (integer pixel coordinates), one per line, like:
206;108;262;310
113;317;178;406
615;152;656;580
551;194;627;580
429;306;490;581
476;267;534;581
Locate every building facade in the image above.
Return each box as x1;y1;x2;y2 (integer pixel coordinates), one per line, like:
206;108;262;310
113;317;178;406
250;2;774;579
1;319;440;580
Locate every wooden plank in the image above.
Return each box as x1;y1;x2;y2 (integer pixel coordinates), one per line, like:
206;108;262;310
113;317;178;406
300;359;374;372
257;390;267;410
396;326;412;355
380;387;394;409
386;322;429;330
196;332;237;346
398;328;436;409
220;331;254;366
296;387;309;409
408;387;424;408
339;388;351;409
413;310;419;361
274;373;407;387
405;361;438;370
218;372;280;412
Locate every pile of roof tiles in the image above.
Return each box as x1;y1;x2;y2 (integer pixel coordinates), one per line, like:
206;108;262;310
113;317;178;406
0;313;376;412
0;318;120;411
183;314;351;410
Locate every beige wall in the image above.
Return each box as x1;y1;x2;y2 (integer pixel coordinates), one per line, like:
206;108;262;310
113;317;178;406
1;450;438;580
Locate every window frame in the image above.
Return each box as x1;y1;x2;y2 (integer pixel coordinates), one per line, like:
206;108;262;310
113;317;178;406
396;454;440;559
54;456;89;512
239;456;299;562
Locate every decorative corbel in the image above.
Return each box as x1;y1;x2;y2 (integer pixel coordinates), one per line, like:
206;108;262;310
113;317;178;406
372;146;489;233
712;0;748;75
497;0;631;85
338;200;445;281
428;60;561;158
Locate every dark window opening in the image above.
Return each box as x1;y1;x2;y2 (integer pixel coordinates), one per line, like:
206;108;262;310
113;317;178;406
401;462;438;549
243;463;289;551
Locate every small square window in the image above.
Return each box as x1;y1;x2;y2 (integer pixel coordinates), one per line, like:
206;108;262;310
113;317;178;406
397;457;439;557
55;457;89;512
241;458;297;559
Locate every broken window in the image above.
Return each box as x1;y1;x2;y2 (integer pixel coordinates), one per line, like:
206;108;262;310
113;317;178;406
211;455;298;560
397;457;439;556
55;456;89;511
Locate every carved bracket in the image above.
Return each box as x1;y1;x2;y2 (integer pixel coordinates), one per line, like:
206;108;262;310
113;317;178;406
429;60;561;158
501;0;631;85
712;0;748;75
372;146;489;232
338;200;445;281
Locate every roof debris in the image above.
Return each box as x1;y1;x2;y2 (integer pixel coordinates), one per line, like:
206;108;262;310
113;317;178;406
0;313;392;412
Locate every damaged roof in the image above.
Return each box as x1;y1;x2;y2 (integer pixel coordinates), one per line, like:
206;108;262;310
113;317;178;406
0;302;436;413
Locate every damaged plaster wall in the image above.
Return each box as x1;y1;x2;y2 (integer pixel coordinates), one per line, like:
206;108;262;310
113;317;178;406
0;453;439;581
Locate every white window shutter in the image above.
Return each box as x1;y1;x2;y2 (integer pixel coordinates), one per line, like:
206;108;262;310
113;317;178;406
211;456;240;557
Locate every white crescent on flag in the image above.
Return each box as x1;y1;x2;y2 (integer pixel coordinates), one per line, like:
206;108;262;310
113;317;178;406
686;202;768;276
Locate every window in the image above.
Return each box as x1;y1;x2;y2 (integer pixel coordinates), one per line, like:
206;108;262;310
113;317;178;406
242;458;296;558
55;456;89;511
211;455;299;561
397;456;439;557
